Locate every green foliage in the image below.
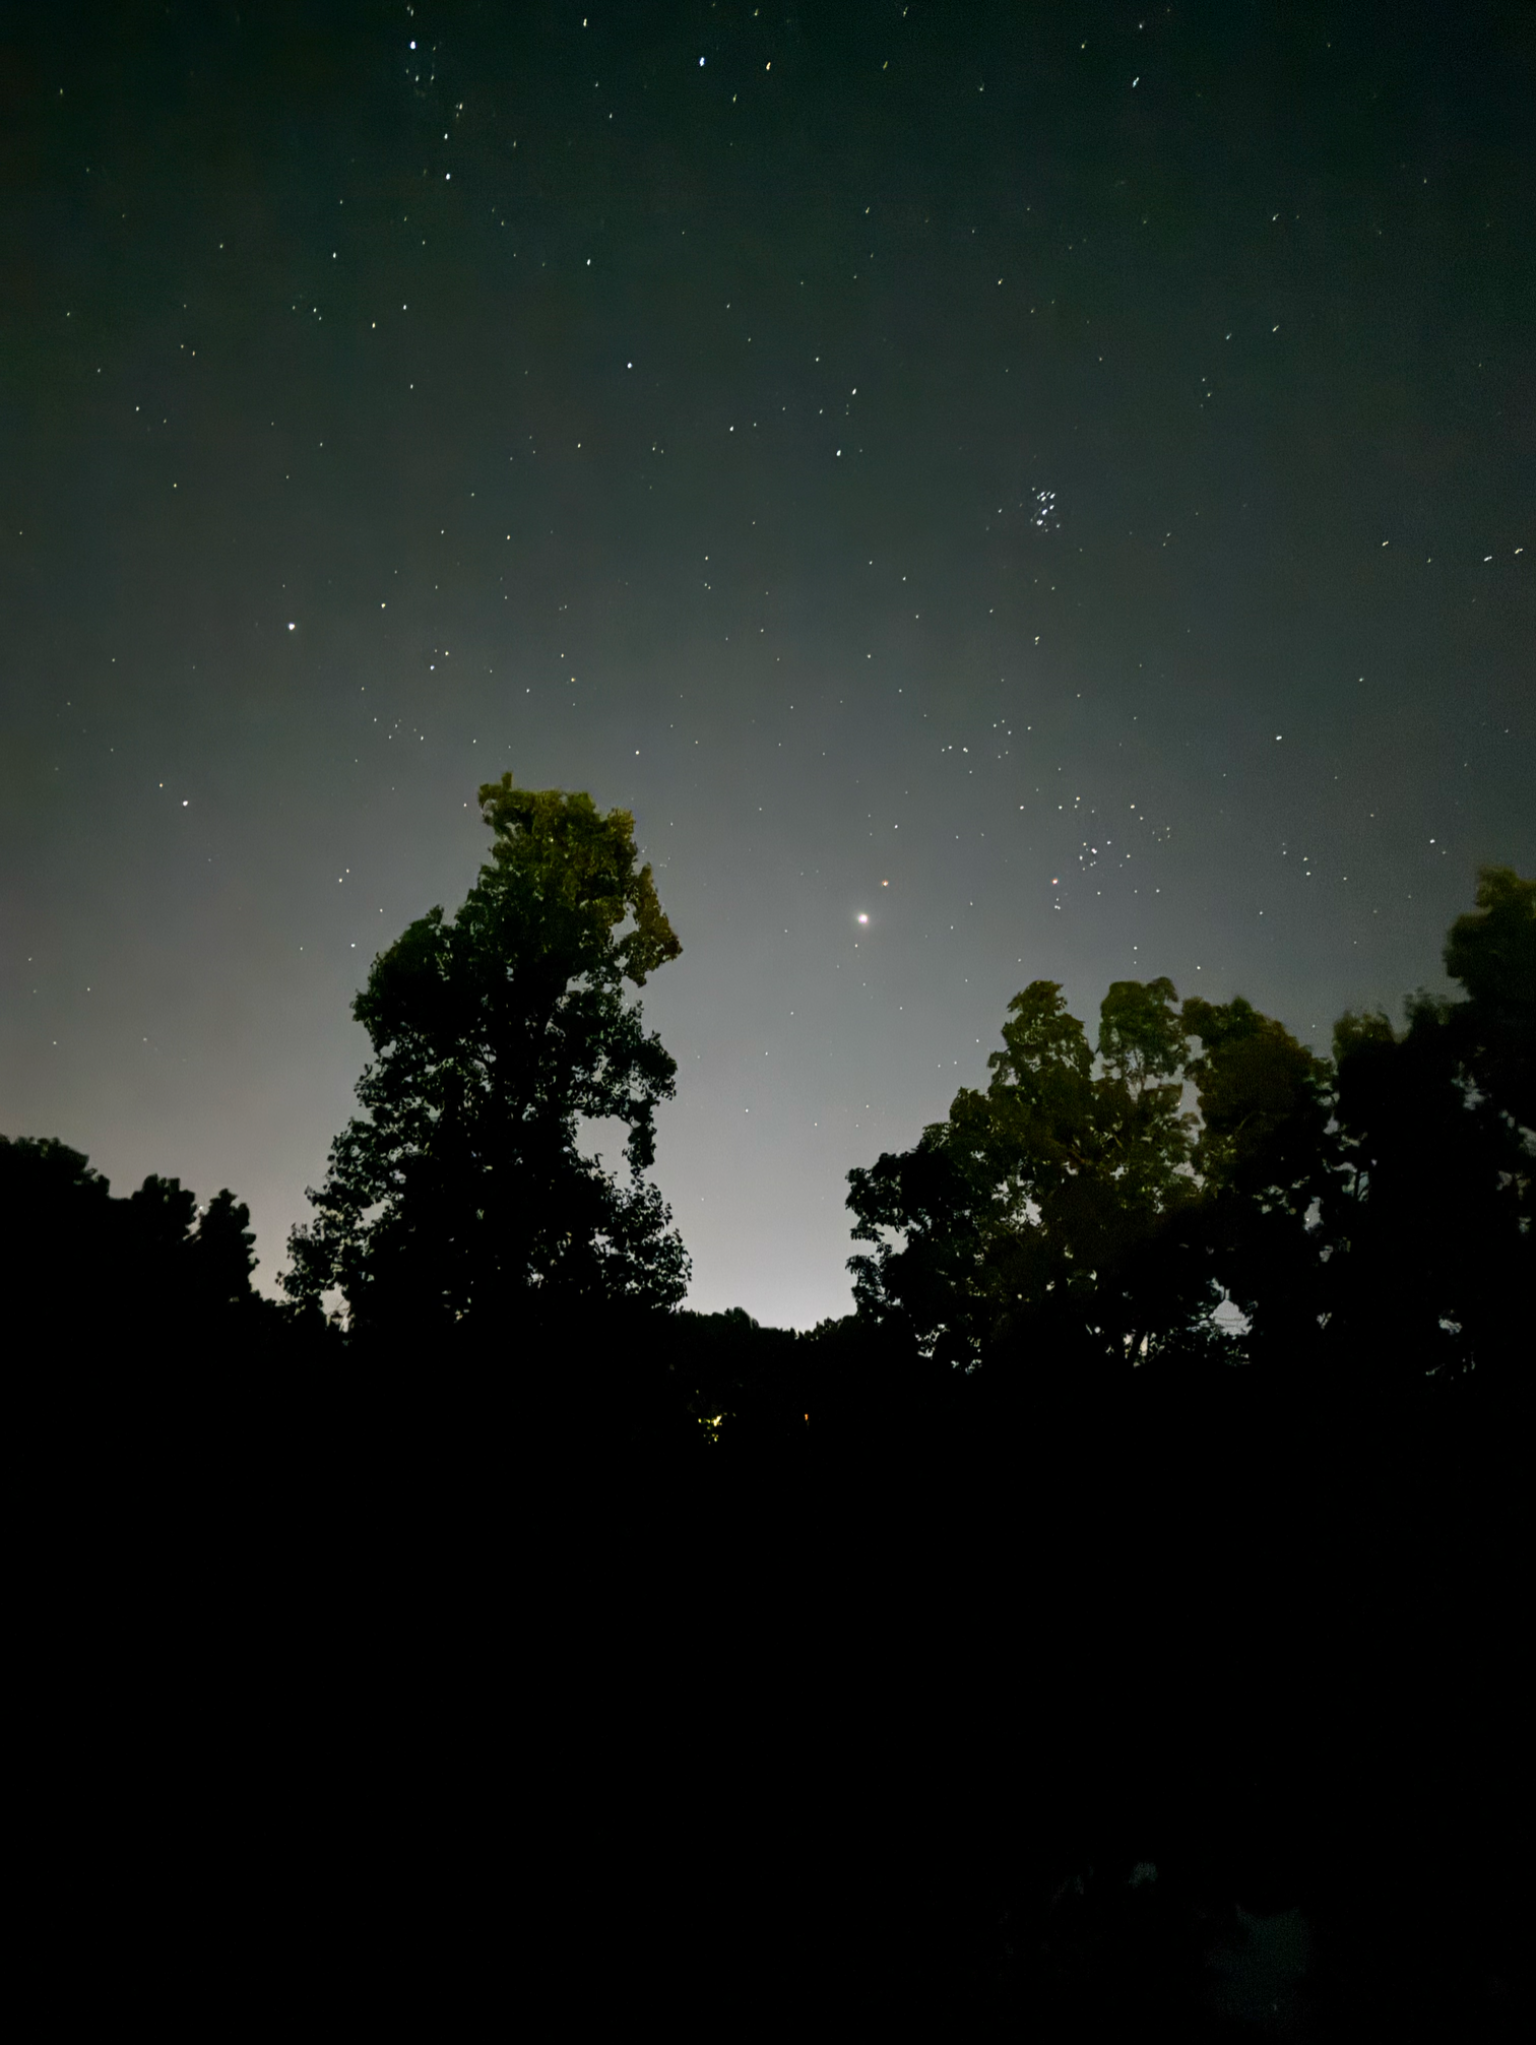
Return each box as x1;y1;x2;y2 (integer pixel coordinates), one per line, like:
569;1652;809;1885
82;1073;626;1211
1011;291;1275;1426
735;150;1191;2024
1183;995;1334;1199
1181;995;1338;1364
849;868;1533;1389
849;978;1217;1372
283;774;689;1338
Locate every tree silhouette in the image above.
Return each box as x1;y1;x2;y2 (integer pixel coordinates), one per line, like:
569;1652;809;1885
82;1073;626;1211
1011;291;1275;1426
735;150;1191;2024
189;1187;263;1314
847;978;1224;1376
1442;863;1536;1131
843;871;1531;1437
2;1136;117;1353
283;775;689;1343
1323;867;1533;1388
0;1136;295;1360
1179;993;1338;1371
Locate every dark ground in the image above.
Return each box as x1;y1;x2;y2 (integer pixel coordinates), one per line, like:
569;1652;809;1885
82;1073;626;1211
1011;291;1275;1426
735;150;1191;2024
18;1329;1528;2035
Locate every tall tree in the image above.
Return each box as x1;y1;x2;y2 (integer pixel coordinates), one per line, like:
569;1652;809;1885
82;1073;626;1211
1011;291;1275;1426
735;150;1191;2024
1180;994;1338;1370
1323;867;1534;1386
283;775;689;1342
1;1136;117;1356
847;978;1220;1375
1441;864;1536;1133
847;869;1531;1395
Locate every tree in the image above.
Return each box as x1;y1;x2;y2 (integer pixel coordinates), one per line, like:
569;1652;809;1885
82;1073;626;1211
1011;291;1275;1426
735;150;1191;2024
846;869;1532;1396
0;1136;295;1359
847;978;1223;1376
2;1136;116;1355
189;1188;263;1315
1180;994;1338;1370
283;774;690;1342
1321;867;1534;1387
1441;863;1536;1133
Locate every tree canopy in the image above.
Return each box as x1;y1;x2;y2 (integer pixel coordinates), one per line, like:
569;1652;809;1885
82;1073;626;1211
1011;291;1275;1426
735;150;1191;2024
0;1134;290;1358
1321;864;1534;1384
283;774;689;1342
847;977;1227;1374
846;866;1533;1390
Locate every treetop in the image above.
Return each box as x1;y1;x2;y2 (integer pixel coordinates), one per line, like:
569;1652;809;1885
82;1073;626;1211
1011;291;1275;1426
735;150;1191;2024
477;773;681;988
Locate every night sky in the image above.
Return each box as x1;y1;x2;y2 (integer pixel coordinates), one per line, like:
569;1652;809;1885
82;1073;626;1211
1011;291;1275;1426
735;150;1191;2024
4;2;1531;1328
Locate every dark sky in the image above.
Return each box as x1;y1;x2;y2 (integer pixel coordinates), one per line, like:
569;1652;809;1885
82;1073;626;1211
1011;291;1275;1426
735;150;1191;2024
4;1;1531;1328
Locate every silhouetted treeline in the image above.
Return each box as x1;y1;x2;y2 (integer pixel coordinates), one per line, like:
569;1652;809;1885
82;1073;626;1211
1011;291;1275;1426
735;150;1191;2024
8;845;1529;2035
0;1135;333;1367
